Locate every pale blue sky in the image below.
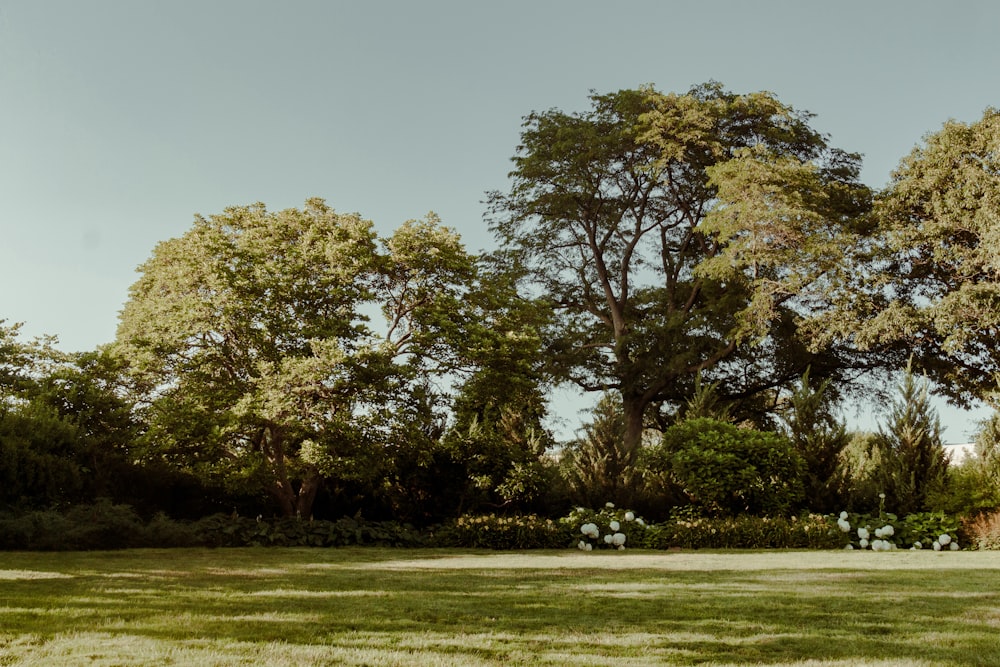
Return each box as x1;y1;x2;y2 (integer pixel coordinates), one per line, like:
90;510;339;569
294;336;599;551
2;1;997;440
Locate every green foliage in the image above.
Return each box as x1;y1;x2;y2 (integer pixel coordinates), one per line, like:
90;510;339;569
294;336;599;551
642;513;842;549
833;431;884;510
561;393;635;507
432;514;572;549
115;199;478;519
644;418;805;516
489;83;872;456
192;514;425;548
0;502;425;550
679;373;732;422
846;108;1000;405
0;499;144;550
875;364;949;515
0;399;84;506
975;411;1000;489
926;458;1000;516
896;511;962;550
440;363;558;515
779;369;851;512
563;504;649;550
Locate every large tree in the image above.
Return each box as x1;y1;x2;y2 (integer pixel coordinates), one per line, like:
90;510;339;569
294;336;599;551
488;84;871;455
115;199;475;518
844;108;1000;407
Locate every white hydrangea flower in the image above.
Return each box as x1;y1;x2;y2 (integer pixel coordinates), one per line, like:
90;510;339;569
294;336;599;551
882;525;894;537
938;534;952;546
950;542;960;551
913;541;923;549
837;518;851;532
857;527;870;540
840;511;849;520
605;502;615;509
612;532;626;546
624;511;635;522
859;538;869;549
604;534;614;544
933;541;942;551
578;540;588;551
609;520;620;532
618;545;626;551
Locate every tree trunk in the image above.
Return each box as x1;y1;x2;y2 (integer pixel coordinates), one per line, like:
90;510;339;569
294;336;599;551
295;469;323;519
621;396;647;465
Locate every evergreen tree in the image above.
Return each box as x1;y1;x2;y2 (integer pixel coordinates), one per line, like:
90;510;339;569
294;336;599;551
563;393;632;507
876;363;948;514
780;369;850;512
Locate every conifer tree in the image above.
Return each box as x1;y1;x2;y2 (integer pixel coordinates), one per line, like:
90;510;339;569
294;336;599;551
780;369;850;512
876;363;948;514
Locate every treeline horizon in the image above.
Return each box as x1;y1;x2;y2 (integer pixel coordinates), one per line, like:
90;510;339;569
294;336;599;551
3;82;1000;525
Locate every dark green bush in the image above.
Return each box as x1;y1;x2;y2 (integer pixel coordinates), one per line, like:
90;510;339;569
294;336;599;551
191;514;426;548
643;418;805;517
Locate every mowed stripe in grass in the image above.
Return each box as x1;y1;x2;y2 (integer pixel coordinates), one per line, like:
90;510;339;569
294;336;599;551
1;548;999;666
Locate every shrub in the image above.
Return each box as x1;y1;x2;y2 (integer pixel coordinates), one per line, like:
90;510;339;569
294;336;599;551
564;503;649;551
192;514;426;548
831;507;961;551
644;418;805;516
962;510;1000;550
432;514;573;549
641;513;842;550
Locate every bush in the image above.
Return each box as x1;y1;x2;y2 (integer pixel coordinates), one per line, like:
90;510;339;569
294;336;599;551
0;503;427;550
644;418;805;516
563;503;648;551
962;510;1000;550
830;507;962;551
641;513;842;550
432;514;574;549
0;500;146;550
192;514;426;548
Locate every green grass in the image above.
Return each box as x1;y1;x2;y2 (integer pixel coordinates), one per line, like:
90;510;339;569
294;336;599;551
2;548;1000;666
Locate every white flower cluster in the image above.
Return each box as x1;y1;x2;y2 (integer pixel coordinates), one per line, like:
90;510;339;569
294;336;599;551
925;534;959;551
576;504;642;552
837;510;959;551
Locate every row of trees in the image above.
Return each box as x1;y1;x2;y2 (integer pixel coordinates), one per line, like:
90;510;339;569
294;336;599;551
4;83;1000;523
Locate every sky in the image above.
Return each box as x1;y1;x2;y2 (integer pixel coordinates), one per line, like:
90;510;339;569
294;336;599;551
2;0;998;442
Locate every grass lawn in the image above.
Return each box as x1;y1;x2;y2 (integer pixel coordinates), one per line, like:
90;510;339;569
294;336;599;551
2;548;999;666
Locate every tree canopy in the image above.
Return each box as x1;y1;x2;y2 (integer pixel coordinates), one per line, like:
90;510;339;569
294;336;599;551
488;83;872;454
115;199;477;518
844;108;1000;408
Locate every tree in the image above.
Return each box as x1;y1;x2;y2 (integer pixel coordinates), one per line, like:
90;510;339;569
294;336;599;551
562;392;631;507
844;108;1000;407
488;83;871;458
31;349;144;501
115;199;475;518
976;412;1000;489
876;363;949;515
779;368;851;513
